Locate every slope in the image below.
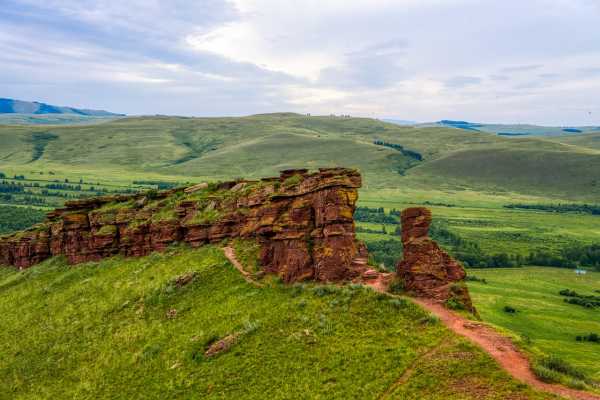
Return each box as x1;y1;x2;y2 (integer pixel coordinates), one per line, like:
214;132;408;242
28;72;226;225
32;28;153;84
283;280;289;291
0;246;554;400
549;132;600;151
0;114;599;200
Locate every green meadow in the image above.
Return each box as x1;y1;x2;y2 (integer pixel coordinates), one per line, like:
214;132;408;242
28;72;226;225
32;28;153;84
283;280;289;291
0;246;554;400
468;267;600;383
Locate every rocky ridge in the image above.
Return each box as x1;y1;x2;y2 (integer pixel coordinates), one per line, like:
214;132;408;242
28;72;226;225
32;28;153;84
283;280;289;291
0;168;367;282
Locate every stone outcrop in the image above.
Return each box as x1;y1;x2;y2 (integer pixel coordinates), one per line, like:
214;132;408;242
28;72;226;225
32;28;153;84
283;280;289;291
0;168;367;283
396;207;474;311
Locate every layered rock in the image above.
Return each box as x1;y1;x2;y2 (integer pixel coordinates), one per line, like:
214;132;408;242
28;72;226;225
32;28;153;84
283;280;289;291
0;168;367;283
396;207;474;311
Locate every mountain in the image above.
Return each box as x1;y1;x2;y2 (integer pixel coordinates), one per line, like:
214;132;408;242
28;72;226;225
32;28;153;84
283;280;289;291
426;120;600;137
0;98;124;116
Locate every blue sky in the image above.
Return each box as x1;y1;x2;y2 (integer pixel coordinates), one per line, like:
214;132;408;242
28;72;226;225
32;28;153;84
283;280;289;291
1;0;599;124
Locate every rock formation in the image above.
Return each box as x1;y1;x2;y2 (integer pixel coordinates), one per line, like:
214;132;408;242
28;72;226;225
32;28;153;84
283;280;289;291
0;168;368;283
396;207;474;311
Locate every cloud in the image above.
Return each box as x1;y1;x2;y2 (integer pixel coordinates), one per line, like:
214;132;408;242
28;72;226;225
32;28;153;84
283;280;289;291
1;0;600;124
445;76;482;88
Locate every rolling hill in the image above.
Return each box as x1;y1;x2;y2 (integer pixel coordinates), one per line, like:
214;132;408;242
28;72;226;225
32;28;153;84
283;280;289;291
420;120;600;137
0;114;599;201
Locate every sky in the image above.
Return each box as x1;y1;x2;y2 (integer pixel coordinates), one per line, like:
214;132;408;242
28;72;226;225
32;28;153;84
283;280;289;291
1;0;600;125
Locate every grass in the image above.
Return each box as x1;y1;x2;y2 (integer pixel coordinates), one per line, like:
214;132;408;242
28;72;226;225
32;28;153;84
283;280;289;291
467;267;600;383
0;246;554;399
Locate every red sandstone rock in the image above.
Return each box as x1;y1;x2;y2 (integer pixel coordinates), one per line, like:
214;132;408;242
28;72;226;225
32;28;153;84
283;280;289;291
0;168;366;283
396;207;474;311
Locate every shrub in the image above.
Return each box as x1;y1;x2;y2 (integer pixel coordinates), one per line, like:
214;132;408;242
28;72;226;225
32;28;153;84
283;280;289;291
576;333;600;343
446;298;465;311
465;275;487;284
503;305;517;313
388;279;405;295
283;174;303;187
538;356;587;381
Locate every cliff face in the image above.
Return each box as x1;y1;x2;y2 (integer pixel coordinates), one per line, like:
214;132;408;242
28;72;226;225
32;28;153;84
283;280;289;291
0;168;367;282
396;207;474;310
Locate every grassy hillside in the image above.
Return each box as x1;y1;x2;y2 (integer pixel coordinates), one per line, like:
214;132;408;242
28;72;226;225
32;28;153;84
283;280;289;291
549;132;600;151
468;267;600;383
411;144;600;200
1;114;599;200
0;246;554;399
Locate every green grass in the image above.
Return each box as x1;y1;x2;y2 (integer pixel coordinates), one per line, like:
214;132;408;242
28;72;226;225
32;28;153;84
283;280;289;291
467;267;600;383
0;246;554;399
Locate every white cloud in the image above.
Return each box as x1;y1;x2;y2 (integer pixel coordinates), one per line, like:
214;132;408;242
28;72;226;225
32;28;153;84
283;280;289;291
2;0;600;124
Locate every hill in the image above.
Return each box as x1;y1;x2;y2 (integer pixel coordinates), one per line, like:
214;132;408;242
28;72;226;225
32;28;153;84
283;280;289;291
0;114;599;201
0;113;122;126
0;245;555;399
549;132;600;151
424;120;600;137
0;98;123;117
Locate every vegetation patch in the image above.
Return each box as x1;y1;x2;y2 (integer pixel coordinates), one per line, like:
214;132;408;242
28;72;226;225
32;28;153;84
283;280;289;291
576;333;600;343
559;289;600;309
0;205;46;234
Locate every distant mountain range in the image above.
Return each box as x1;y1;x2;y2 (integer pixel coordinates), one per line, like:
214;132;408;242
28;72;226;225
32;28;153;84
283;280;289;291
0;98;124;116
427;120;600;137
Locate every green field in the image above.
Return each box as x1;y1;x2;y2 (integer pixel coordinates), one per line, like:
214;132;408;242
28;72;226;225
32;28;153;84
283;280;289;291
468;267;600;383
0;246;554;400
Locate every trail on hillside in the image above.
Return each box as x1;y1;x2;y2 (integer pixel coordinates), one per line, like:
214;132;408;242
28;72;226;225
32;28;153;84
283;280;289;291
222;246;263;287
223;249;599;400
363;274;600;400
411;297;600;400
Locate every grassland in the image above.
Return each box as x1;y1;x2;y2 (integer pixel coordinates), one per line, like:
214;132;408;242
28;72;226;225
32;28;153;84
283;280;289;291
467;267;600;383
0;246;555;400
1;114;599;200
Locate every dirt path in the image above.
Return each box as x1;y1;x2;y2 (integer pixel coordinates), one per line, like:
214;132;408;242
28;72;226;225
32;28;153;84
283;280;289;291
222;246;263;287
362;274;599;400
412;298;600;400
221;254;598;400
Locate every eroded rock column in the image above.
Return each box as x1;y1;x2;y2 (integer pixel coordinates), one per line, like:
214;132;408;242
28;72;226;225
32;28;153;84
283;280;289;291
396;207;475;311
